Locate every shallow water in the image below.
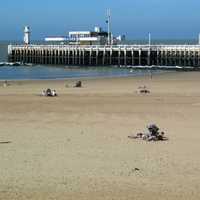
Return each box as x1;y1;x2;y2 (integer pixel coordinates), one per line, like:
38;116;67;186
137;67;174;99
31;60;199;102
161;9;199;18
0;65;167;80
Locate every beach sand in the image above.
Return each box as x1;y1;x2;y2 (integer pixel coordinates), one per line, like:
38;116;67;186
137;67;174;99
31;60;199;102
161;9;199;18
0;72;200;200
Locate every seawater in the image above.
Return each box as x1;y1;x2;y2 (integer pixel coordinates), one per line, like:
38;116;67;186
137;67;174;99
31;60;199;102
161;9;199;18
0;40;191;80
0;65;164;80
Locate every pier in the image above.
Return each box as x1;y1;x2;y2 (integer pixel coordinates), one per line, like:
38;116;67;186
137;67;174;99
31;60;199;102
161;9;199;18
8;44;200;67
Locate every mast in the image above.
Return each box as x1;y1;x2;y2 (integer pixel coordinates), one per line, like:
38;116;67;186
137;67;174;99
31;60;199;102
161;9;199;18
107;9;111;45
198;33;200;45
148;32;151;48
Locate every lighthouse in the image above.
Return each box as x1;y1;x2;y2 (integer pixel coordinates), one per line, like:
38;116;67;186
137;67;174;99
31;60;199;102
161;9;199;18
24;26;30;45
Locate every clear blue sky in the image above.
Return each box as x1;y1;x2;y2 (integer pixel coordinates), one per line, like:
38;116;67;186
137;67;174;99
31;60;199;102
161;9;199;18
0;0;200;40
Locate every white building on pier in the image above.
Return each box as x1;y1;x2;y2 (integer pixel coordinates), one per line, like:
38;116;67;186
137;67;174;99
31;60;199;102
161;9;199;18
68;27;108;45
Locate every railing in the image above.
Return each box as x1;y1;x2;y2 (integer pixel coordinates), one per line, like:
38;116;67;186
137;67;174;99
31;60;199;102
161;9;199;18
8;44;200;52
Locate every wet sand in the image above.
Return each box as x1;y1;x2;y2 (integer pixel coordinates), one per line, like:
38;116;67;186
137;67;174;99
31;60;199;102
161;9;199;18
0;72;200;200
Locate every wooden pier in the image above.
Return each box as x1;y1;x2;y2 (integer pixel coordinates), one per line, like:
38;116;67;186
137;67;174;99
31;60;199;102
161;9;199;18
8;44;200;67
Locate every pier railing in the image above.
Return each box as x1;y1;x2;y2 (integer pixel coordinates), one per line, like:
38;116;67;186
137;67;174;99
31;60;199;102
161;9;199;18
8;44;200;49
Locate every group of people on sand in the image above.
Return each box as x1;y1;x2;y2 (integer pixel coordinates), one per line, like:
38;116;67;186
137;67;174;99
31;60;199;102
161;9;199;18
42;88;57;97
129;124;167;142
41;80;83;97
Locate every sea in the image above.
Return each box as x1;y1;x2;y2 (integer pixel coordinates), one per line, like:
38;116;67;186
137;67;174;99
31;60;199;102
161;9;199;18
0;40;197;80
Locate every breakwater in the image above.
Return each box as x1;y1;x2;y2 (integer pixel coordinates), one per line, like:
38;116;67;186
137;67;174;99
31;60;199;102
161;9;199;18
8;44;200;67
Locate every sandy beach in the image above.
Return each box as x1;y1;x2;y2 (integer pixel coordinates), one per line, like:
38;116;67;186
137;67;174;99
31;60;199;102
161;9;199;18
0;72;200;200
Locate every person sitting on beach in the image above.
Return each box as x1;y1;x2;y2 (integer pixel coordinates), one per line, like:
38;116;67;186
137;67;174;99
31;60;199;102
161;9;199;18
42;90;46;96
46;88;52;96
52;90;57;97
128;124;166;141
74;81;82;88
147;124;159;137
3;80;8;87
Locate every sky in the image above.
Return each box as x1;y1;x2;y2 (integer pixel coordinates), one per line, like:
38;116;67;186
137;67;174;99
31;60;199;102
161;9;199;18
0;0;200;40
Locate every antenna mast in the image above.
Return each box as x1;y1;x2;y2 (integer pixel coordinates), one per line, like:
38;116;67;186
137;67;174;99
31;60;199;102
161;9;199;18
198;33;200;45
107;9;111;45
148;33;151;48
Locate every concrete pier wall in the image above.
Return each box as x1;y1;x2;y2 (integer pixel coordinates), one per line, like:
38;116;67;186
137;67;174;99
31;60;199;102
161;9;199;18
8;45;200;67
